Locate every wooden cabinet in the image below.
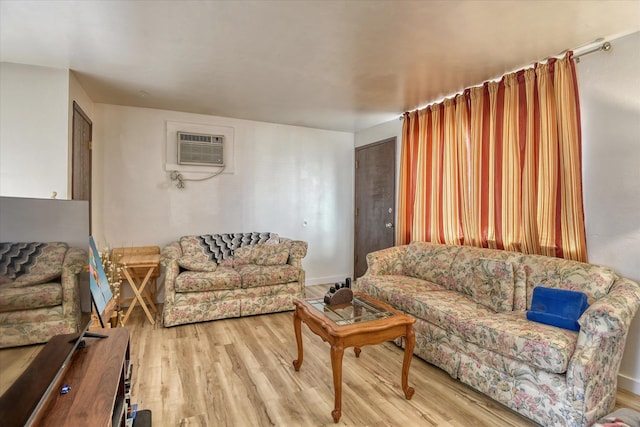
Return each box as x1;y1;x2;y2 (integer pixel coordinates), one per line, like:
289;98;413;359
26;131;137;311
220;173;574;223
0;328;132;427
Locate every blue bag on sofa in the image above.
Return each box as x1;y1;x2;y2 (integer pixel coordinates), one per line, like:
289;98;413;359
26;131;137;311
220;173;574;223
526;286;589;331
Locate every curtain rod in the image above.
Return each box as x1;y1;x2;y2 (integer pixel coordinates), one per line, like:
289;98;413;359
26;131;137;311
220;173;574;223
572;41;612;62
401;38;613;118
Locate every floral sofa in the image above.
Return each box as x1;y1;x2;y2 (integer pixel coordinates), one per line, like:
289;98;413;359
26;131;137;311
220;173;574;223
161;232;307;327
0;242;86;348
356;241;640;427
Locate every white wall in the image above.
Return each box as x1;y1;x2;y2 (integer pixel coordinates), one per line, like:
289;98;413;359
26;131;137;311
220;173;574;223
93;104;354;291
579;31;640;394
0;63;69;199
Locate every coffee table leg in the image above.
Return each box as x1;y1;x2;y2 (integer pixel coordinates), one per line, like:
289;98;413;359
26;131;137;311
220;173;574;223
401;325;415;400
330;343;345;423
292;309;303;371
354;347;361;358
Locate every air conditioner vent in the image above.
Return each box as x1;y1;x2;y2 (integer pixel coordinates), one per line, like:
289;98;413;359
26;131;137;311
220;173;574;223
177;131;224;166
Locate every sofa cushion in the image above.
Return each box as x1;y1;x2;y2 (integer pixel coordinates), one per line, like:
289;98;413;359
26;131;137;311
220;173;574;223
0;283;62;313
403;242;460;286
177;256;218;272
13;270;62;287
0;275;12;285
235;264;300;288
180;232;278;264
471;258;515;313
356;275;446;314
410;292;496;335
175;267;240;292
521;254;616;307
233;242;290;266
459;312;578;374
448;245;527;310
0;242;67;280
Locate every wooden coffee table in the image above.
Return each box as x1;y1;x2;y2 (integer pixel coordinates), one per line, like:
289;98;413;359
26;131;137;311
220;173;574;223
292;292;416;423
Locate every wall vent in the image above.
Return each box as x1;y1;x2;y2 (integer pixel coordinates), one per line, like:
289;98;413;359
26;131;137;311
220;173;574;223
177;131;224;166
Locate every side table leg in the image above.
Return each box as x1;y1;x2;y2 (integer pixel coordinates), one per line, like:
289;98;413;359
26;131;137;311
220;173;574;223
292;309;303;371
330;343;345;423
401;326;415;400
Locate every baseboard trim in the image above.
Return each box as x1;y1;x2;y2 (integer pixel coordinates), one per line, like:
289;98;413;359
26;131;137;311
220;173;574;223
305;276;349;287
618;373;640;395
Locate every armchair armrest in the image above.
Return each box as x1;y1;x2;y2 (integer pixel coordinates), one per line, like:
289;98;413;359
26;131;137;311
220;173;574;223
363;245;408;276
567;277;640;415
63;247;88;274
61;247;86;321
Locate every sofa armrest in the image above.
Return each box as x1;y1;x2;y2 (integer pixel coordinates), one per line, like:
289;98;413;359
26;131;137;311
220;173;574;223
287;240;308;269
578;278;640;337
363;245;407;276
567;278;640;415
160;242;182;304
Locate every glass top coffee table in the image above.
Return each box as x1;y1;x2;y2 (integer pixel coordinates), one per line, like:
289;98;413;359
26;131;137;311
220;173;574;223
292;292;416;423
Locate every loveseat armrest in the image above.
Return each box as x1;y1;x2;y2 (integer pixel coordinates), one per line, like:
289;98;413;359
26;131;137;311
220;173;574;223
567;277;640;420
161;242;182;266
363;245;408;276
287;240;308;269
160;242;182;304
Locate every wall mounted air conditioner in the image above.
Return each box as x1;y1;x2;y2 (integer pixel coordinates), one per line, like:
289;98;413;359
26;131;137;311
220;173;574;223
177;131;224;167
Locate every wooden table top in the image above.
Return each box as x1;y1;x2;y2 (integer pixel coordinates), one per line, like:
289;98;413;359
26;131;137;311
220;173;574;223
119;253;160;267
294;292;415;338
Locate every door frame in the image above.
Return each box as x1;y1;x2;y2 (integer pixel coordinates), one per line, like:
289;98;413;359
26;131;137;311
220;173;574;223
354;137;397;280
71;101;92;232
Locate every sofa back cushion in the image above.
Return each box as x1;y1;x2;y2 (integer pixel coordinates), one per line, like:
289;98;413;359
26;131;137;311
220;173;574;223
233;242;291;266
403;242;460;285
180;232;278;264
448;245;527;310
0;242;68;285
471;258;515;312
521;255;616;308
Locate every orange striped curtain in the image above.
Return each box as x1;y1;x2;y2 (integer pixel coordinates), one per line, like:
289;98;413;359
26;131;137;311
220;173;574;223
397;54;587;261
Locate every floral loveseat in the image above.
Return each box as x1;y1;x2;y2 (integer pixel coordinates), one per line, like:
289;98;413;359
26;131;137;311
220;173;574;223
357;241;640;427
161;232;307;327
0;242;86;348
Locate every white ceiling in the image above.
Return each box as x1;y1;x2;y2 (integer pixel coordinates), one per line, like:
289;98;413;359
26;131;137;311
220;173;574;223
1;1;639;133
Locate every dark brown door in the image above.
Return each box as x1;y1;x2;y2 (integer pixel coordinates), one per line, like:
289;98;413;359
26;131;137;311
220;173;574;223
354;138;396;278
72;101;92;230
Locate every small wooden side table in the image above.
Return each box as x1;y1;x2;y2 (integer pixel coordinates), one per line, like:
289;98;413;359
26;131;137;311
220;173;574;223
113;246;160;325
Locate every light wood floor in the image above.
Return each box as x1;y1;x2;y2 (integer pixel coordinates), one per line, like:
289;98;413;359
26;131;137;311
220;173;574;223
1;284;639;426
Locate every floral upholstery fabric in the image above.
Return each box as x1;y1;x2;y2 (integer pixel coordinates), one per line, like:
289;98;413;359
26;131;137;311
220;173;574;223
177;256;218;272
0;245;85;348
470;258;515;312
358;242;640;427
233;242;291;266
236;264;300;288
161;234;307;327
0;242;67;285
0;282;62;312
174;268;241;292
521;254;616;307
404;242;460;285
